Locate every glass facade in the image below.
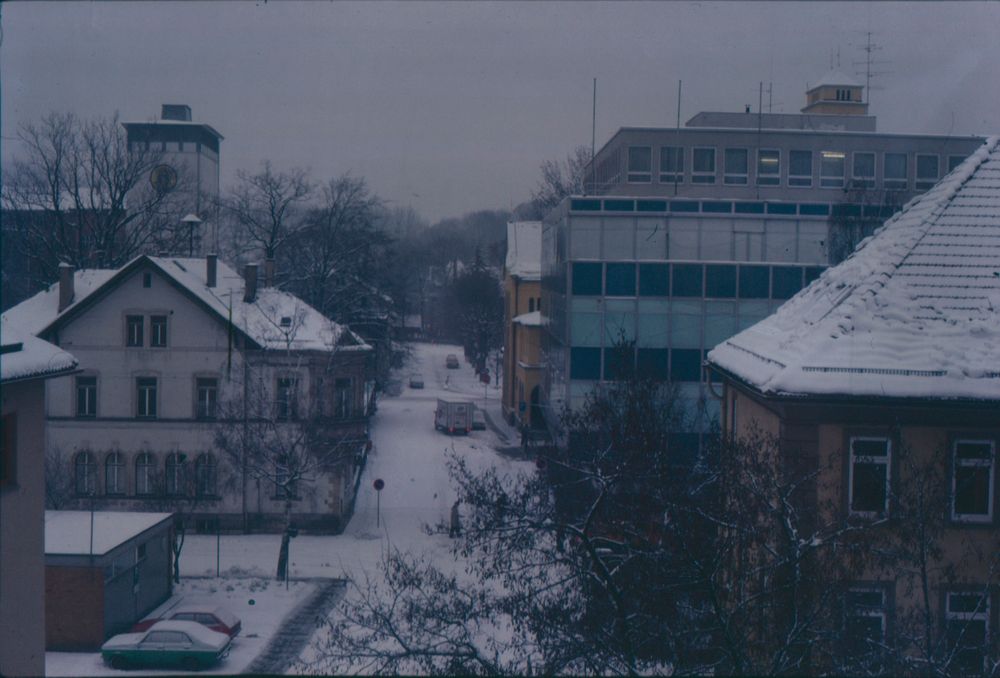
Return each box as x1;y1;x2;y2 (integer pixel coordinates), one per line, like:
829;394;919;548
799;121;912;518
543;204;830;432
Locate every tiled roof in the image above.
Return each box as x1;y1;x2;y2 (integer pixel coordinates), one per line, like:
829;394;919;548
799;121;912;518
2;255;370;353
707;136;1000;402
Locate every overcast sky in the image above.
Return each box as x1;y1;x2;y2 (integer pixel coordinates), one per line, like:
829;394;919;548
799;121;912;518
3;1;998;222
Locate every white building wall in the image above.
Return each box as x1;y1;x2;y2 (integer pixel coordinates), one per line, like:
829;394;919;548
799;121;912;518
45;262;344;528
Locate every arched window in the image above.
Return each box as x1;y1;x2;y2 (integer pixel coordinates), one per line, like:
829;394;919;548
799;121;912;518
135;452;155;496
165;452;187;496
195;454;217;497
105;452;125;495
75;451;97;495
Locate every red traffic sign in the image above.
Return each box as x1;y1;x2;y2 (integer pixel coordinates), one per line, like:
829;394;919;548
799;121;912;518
373;478;385;491
480;371;490;384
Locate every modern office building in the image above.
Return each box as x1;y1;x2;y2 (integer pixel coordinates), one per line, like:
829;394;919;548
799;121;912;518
539;75;985;438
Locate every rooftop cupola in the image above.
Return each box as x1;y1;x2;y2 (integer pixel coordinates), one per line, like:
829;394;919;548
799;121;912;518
801;70;868;116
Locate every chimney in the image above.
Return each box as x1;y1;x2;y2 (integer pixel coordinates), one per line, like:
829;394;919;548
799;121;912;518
206;254;218;288
264;257;275;288
58;263;75;312
244;263;258;303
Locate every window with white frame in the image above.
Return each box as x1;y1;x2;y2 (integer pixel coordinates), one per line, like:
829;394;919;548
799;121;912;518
105;452;125;495
165;452;186;496
724;148;749;185
945;591;990;676
756;149;780;186
135;452;155;495
126;315;144;347
852;152;876;189
75;451;97;495
788;150;813;187
883;153;907;190
849;437;891;516
845;587;889;663
195;454;217;497
820;151;846;188
692;147;716;184
196;377;218;420
659;146;684;183
76;376;97;417
627;146;652;183
150;315;168;347
951;440;995;523
276;377;299;420
136;377;157;418
334;378;353;419
915;154;940;190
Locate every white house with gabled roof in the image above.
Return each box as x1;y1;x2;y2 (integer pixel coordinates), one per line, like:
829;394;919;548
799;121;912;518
707;136;1000;673
2;253;374;534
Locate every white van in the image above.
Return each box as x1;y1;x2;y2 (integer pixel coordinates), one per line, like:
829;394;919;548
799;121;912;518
435;398;473;434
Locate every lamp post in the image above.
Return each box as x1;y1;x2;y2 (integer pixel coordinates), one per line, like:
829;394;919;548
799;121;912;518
181;214;202;257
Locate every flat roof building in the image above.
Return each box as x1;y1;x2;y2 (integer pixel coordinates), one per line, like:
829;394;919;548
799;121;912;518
539;77;986;442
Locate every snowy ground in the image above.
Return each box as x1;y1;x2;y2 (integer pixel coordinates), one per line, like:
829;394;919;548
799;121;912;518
47;342;531;675
46;577;315;676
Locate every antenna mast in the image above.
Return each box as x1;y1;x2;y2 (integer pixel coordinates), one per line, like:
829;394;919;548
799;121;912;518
853;31;892;107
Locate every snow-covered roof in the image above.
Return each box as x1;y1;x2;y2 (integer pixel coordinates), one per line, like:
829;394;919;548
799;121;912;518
45;510;172;556
513;310;542;327
0;319;78;383
1;255;371;353
505;221;541;281
707;136;1000;402
808;69;862;91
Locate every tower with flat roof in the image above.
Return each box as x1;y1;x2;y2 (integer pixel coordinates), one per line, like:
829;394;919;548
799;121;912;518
123;105;223;253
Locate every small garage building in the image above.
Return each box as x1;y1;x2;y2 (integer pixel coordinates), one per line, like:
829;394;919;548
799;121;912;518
45;510;173;650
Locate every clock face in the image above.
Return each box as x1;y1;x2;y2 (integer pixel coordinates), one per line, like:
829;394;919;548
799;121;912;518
150;164;178;194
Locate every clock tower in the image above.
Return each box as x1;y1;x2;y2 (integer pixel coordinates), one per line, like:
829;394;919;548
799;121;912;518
122;105;224;254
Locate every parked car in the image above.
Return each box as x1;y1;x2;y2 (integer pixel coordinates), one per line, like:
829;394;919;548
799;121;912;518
409;374;424;389
132;603;242;638
102;620;231;671
446;354;460;369
471;407;486;430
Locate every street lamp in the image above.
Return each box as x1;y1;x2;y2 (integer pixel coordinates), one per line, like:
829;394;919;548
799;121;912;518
181;213;202;257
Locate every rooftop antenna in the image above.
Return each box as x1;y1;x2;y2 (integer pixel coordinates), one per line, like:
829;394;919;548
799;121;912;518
674;79;682;196
852;30;892;107
589;77;596;196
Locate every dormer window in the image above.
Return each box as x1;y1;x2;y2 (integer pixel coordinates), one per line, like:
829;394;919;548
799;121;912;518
280;316;292;328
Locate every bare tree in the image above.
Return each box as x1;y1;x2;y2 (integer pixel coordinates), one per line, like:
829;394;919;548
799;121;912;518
2;111;190;294
529;145;593;217
218;160;313;261
282;174;389;321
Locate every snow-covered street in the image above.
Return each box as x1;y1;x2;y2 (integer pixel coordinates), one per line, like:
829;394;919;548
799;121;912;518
46;342;530;675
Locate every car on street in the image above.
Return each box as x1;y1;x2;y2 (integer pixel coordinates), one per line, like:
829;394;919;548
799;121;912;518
446;354;460;369
132;603;242;638
472;407;486;430
102;620;231;671
409;374;424;389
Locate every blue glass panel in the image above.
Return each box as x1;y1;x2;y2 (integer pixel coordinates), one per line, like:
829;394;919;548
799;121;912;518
572;262;602;295
570;199;602;211
570;347;601;380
